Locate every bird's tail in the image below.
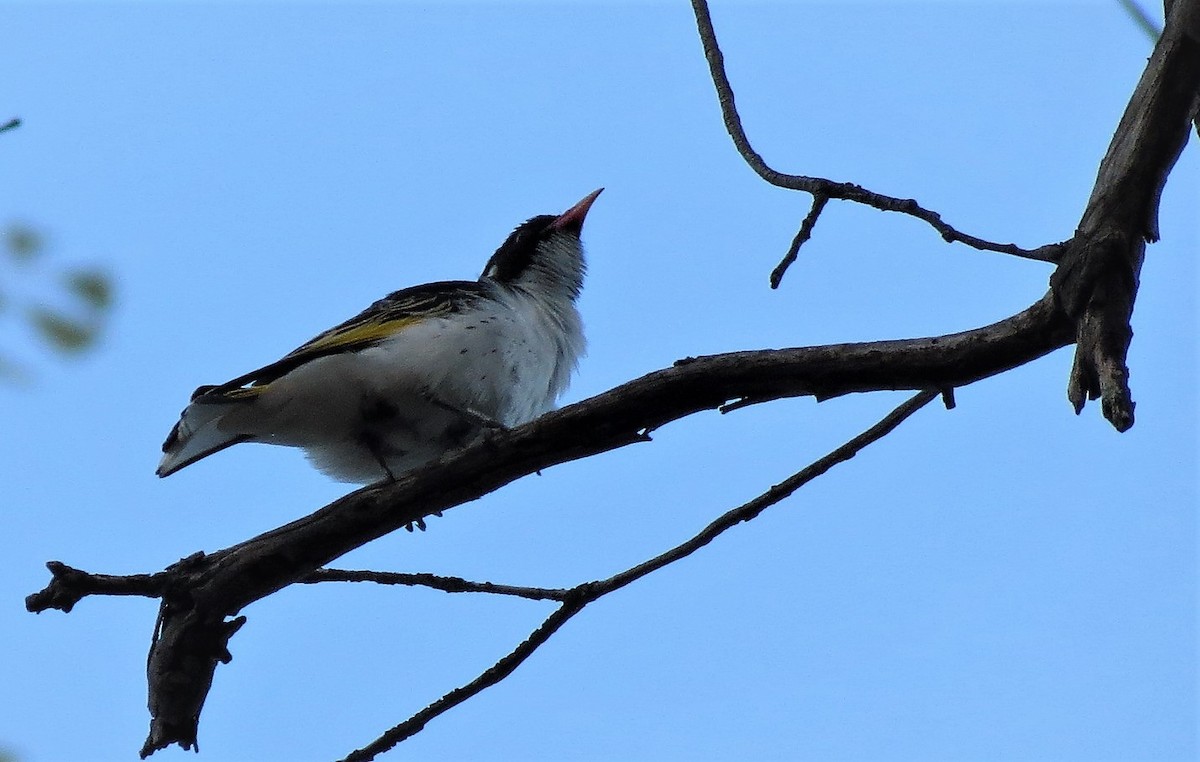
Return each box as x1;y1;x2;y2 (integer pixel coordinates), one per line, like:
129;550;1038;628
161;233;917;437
157;389;257;477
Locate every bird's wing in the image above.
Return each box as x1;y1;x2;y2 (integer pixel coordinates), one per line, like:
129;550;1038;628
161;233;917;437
191;280;488;401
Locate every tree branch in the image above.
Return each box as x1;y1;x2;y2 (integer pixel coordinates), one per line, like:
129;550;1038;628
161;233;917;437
341;597;586;762
302;569;570;602
27;293;1074;756
1051;0;1200;430
583;390;940;596
689;0;1064;266
341;390;939;761
770;193;828;288
25;561;169;613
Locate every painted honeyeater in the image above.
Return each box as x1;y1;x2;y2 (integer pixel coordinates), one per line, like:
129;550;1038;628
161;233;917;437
157;189;600;484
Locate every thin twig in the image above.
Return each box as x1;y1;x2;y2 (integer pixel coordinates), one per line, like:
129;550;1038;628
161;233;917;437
343;390;940;760
771;194;828;288
689;0;1062;265
1118;0;1162;40
341;598;586;762
590;390;939;595
303;569;570;602
1114;1;1199;137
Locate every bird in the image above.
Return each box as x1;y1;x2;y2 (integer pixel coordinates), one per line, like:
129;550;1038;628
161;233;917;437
157;189;600;484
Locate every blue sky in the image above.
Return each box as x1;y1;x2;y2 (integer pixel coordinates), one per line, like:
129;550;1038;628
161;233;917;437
1;2;1196;761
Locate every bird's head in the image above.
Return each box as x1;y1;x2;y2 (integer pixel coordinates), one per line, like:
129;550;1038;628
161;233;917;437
481;188;602;300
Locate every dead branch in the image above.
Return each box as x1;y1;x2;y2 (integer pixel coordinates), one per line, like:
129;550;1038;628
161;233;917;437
24;561;169;612
1050;0;1200;430
341;390;939;762
302;569;570;602
692;0;1198;429
770;193;828;289
688;0;1066;272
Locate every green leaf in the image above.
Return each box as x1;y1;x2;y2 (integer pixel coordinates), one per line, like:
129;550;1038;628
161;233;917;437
64;269;114;311
5;225;42;263
28;308;97;353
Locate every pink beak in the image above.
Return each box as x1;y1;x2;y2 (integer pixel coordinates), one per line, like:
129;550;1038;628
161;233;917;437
551;188;604;233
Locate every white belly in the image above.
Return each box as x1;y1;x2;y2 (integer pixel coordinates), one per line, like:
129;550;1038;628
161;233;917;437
241;290;583;483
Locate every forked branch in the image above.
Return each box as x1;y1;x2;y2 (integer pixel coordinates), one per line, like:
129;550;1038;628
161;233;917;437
693;0;1198;428
1050;0;1200;430
340;390;939;762
688;0;1066;287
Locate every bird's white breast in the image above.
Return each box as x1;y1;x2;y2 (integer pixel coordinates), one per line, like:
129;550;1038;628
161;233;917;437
247;284;583;482
372;283;585;426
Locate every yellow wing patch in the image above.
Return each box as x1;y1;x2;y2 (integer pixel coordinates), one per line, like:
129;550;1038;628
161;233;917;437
190;383;267;402
289;289;466;357
299;315;426;354
191;281;485;400
222;386;268;400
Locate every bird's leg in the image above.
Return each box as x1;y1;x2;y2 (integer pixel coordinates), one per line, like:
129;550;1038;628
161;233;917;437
357;399;427;530
359;397;400;483
360;438;429;531
364;441;427;531
360;432;397;483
